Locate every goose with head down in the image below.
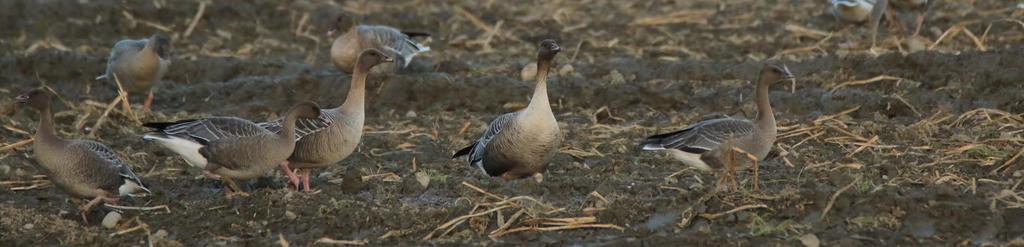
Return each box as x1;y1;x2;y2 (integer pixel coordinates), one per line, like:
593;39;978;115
16;89;150;221
328;13;429;74
96;34;171;110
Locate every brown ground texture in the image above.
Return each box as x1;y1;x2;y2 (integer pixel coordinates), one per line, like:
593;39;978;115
2;0;1024;246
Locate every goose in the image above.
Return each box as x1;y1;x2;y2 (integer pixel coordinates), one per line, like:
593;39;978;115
96;34;171;110
142;102;321;197
452;40;563;182
257;49;394;191
328;13;429;74
16;89;150;221
640;64;794;172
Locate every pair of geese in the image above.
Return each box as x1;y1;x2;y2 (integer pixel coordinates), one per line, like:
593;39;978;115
16;13;794;218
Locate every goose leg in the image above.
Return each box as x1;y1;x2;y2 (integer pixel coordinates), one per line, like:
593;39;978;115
302;169;312;192
142;88;155;111
78;193;119;223
912;15;925;37
869;0;889;50
202;170;222;180
223;177;249;198
278;161;300;190
79;196;104;223
500;172;517;181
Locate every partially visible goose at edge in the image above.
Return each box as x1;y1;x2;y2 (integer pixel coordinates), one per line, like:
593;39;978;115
257;49;394;192
831;0;880;23
96;34;171;110
452;39;563;183
640;64;795;172
16;89;150;221
328;13;429;74
832;0;889;47
142;102;321;197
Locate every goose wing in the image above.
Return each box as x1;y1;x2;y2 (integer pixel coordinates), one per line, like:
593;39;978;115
73;140;150;193
257;110;334;141
358;25;430;67
453;112;519;167
641;118;755;154
97;39;148;80
144;117;268;144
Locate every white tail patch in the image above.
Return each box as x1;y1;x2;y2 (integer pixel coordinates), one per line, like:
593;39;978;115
143;134;207;169
473;161;489;177
641;143;666;151
119;179;149;197
666;149;712;172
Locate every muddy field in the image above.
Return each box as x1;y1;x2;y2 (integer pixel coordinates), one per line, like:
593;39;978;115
2;0;1024;246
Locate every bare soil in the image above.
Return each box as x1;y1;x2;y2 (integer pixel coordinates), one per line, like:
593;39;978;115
2;0;1024;246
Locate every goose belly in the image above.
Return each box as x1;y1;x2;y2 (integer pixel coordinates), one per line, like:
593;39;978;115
835;5;872;22
289;127;361;168
143;134;207;169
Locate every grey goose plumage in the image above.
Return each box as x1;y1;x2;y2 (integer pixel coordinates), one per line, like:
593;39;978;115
640;64;794;171
143;102;321;196
96;34;171;109
328;13;429;74
257;49;394;191
16;89;149;220
453;39;563;182
831;0;879;23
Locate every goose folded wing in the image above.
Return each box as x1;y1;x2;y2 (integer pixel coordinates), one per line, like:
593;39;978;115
467;112;519;164
155;117;268;144
360;26;429;66
75;140;148;191
655;118;755;153
257;110;333;141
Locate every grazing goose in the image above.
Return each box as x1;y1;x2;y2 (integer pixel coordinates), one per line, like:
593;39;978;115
640;64;794;172
16;89;150;220
96;34;171;110
328;13;429;74
142;102;321;197
452;40;563;182
257;49;394;192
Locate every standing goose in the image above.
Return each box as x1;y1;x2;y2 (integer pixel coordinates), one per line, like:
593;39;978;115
640;64;794;171
256;49;394;191
452;40;563;182
142;102;321;197
16;89;150;221
96;34;171;110
328;13;429;74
